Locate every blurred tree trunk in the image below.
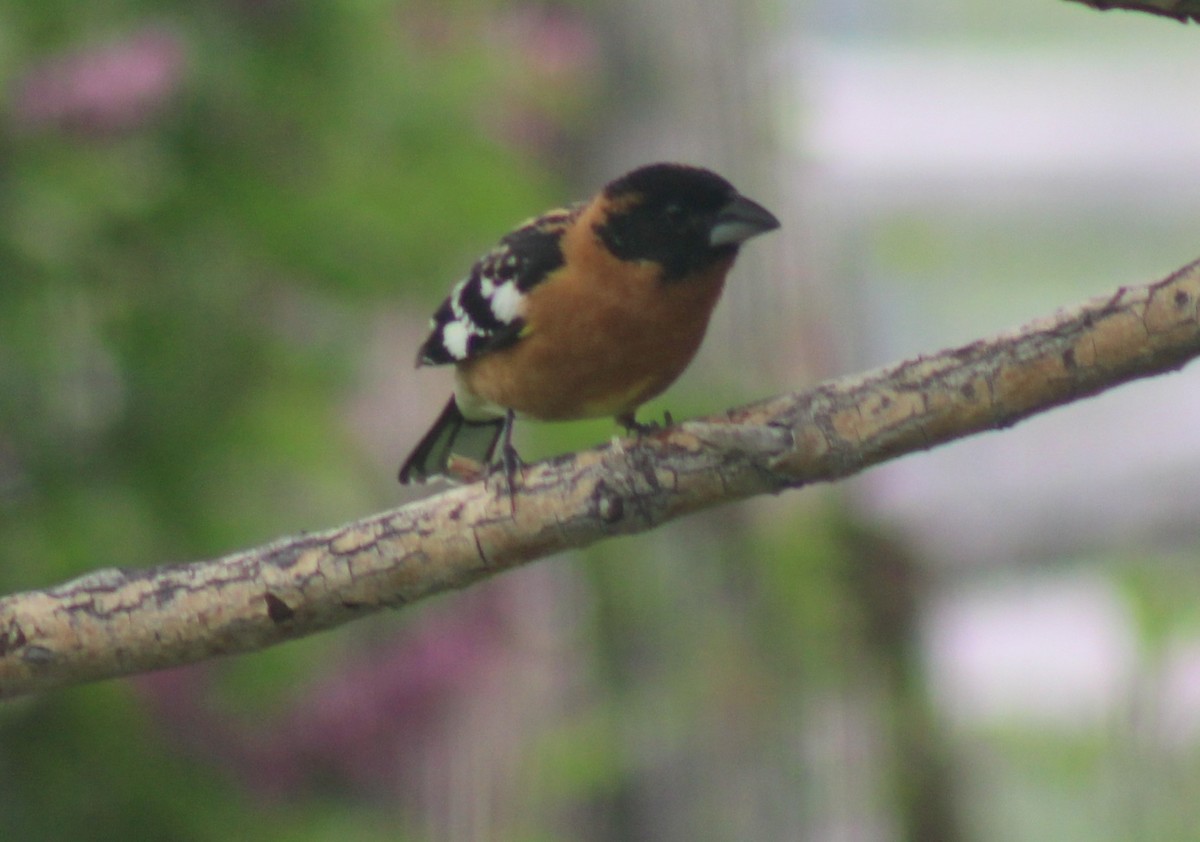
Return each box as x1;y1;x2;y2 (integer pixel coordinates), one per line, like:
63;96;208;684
571;1;966;839
578;0;796;389
572;3;807;838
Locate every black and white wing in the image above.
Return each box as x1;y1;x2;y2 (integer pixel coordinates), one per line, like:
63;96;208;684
416;205;580;366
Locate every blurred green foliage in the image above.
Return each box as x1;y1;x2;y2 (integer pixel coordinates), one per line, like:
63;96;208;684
0;3;569;839
0;1;559;583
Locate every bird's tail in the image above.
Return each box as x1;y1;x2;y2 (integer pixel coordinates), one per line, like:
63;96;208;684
398;397;507;484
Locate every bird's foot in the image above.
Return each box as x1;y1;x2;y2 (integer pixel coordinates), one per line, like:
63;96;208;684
618;410;674;436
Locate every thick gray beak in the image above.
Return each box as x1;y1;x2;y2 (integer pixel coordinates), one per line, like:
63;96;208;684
709;194;780;247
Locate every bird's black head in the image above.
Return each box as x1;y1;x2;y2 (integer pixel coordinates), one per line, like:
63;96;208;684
594;163;779;282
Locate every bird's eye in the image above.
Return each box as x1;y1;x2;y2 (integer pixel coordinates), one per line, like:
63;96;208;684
664;203;686;226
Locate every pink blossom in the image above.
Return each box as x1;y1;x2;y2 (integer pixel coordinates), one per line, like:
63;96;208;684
12;28;186;136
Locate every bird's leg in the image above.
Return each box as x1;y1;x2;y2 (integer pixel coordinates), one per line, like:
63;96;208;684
497;408;523;505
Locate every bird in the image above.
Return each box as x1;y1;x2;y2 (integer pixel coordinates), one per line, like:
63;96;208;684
398;162;780;486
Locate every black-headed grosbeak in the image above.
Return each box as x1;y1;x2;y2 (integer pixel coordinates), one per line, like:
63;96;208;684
398;162;780;485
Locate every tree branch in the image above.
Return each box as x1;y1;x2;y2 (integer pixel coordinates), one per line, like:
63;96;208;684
1066;0;1200;22
2;258;1199;699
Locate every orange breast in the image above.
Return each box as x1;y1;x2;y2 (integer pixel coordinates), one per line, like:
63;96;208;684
458;200;732;422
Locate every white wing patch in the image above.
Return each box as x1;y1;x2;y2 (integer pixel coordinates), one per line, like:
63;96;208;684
441;320;472;360
490;281;523;323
